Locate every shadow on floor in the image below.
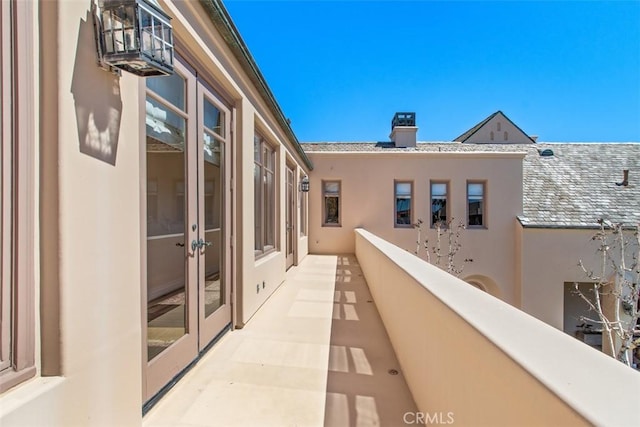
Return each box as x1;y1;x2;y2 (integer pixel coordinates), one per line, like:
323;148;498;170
324;255;417;427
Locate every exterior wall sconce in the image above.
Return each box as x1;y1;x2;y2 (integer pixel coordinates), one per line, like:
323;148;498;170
93;0;174;76
300;176;310;192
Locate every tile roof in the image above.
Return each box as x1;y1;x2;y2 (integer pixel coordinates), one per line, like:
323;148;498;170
302;142;640;228
519;143;640;228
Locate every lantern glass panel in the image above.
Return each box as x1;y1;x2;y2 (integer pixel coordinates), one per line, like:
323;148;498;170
164;26;173;64
102;10;114;53
112;7;125;53
153;18;163;60
140;8;153;57
123;6;137;51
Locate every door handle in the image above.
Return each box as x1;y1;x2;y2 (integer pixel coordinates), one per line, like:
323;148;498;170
191;238;212;252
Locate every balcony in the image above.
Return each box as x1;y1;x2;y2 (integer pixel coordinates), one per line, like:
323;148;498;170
144;230;640;426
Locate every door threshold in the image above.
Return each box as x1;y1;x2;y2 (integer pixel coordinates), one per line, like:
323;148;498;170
142;323;232;416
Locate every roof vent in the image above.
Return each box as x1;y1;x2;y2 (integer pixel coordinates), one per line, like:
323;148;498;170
538;148;554;157
615;169;629;187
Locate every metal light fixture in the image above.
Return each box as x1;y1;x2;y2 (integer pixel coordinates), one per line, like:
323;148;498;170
94;0;174;76
300;176;310;192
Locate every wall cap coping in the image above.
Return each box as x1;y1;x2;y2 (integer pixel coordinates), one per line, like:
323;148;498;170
355;228;640;427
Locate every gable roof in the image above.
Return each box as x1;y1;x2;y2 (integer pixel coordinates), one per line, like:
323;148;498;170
453;110;535;144
302;142;640;228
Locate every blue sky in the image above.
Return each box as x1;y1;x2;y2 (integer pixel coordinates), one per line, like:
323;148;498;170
225;1;640;142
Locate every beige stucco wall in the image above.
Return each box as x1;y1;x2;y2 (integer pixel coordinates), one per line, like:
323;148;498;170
355;228;640;426
307;151;524;304
0;1;143;425
463;112;533;144
518;226;637;331
1;0;311;423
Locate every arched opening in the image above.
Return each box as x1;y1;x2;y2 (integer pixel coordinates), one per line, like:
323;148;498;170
467;281;487;292
463;274;502;299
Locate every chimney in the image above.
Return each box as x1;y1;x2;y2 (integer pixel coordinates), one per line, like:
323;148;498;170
390;112;417;148
530;135;538;143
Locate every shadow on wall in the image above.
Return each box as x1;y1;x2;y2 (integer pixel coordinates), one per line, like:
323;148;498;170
324;255;417;427
70;8;122;166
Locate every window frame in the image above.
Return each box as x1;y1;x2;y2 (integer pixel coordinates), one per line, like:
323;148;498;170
322;180;341;227
254;132;277;257
394;180;413;228
430;180;449;228
0;0;37;392
467;180;487;229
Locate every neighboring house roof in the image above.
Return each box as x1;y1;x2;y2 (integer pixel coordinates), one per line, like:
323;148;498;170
302;142;640;228
453;110;535;144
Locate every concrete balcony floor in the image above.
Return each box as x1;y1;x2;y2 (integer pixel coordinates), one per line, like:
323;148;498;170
143;254;417;427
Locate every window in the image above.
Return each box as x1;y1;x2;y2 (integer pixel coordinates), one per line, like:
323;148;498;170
322;181;341;226
299;174;307;236
1;0;36;392
497;122;501;132
394;181;413;227
490;131;494;141
504;131;508;141
430;181;448;227
467;181;486;227
254;133;276;255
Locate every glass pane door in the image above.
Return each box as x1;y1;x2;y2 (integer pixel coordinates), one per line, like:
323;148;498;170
145;84;188;361
143;62;233;404
144;60;198;402
197;83;231;348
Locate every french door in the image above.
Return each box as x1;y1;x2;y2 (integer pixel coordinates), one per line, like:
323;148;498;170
285;165;295;269
143;59;232;402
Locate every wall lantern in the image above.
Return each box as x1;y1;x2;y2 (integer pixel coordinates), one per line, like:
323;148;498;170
94;0;174;76
300;176;310;192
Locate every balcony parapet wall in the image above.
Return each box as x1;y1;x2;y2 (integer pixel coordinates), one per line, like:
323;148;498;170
354;228;640;426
